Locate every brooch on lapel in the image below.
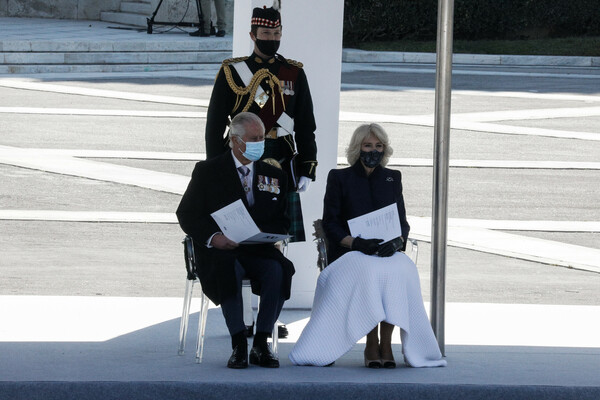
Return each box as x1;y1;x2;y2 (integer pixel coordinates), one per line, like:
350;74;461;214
258;175;280;194
386;177;394;182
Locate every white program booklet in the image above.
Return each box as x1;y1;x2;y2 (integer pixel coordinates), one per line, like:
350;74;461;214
347;203;402;243
210;199;290;244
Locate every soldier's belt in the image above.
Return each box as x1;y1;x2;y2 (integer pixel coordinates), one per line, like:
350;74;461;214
266;127;291;139
266;128;278;139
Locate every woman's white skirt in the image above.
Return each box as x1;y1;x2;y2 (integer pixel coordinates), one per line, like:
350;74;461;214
288;251;447;367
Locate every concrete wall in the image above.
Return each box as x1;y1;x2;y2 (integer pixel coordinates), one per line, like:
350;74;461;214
150;0;234;27
0;0;120;19
0;0;233;25
0;0;234;29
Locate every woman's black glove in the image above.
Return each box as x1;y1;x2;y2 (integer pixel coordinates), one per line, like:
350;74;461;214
351;237;383;255
377;237;404;257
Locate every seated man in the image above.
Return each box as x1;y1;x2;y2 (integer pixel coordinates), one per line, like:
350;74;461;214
176;112;294;369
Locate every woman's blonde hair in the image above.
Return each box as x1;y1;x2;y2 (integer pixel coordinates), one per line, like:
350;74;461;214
345;123;393;166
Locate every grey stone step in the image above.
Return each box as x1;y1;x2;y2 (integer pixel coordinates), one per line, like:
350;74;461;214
121;1;154;15
2;51;231;65
0;63;219;74
0;17;234;74
100;11;148;27
1;40;231;53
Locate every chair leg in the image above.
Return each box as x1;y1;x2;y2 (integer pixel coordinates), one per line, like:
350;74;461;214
272;318;279;356
195;291;210;363
178;278;195;355
242;280;254;332
410;239;419;265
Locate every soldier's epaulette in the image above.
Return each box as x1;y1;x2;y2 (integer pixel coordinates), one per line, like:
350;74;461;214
286;59;304;68
275;54;303;68
222;56;249;66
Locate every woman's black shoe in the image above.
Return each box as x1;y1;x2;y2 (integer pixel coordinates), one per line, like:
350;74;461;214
364;349;382;368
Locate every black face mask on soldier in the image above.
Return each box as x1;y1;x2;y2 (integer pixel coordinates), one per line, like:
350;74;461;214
360;150;384;168
255;39;280;57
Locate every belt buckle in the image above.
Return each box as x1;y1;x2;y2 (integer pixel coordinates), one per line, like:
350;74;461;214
266;128;278;139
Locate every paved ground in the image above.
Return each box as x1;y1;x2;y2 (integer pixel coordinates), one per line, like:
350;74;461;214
1;63;598;305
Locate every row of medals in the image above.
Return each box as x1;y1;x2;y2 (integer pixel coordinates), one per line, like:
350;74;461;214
258;176;280;194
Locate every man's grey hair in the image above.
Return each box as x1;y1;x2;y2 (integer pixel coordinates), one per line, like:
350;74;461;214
345;123;393;166
228;112;265;148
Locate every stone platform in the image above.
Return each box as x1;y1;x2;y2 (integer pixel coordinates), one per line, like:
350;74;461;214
0;296;598;400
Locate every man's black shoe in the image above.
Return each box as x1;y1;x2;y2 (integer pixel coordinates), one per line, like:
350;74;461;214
227;345;248;369
216;30;226;37
189;29;209;37
249;345;279;368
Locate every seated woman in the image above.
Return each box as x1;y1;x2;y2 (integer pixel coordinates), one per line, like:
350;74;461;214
289;123;446;368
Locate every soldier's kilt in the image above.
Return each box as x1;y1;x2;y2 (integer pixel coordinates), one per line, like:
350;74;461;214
287;191;306;242
263;138;306;242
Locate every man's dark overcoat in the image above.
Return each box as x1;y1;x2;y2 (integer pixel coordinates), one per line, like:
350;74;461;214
176;151;294;305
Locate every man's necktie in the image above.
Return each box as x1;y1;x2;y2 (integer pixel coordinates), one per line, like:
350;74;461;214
237;166;254;206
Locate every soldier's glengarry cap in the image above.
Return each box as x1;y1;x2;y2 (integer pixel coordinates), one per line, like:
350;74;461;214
252;0;281;28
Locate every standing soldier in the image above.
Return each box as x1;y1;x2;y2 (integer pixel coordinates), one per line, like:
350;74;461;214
204;0;317;243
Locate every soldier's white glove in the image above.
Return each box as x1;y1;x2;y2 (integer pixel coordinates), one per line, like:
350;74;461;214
297;176;311;193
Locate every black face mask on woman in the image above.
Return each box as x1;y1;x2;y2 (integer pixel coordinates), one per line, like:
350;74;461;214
255;39;280;57
360;150;384;168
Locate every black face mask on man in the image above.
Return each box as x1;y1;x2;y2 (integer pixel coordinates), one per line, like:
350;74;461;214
360;150;384;168
255;39;280;57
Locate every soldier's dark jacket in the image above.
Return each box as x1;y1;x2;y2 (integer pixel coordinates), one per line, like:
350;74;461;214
205;52;318;181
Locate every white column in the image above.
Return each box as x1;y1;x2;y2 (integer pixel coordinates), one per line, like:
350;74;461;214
233;0;345;308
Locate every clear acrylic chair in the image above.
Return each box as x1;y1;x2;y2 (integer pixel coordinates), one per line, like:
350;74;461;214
178;235;278;363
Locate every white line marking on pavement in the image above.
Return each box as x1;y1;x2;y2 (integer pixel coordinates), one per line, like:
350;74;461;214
409;217;600;273
451;120;600;141
444;218;600;233
340;111;600;141
3;148;599;169
2;148;205;160
14;103;589;140
1;210;598;233
0;79;209;107
0;107;205;118
0;146;188;195
0;69;220;81
0;210;177;223
342;83;600;103
456;106;600;122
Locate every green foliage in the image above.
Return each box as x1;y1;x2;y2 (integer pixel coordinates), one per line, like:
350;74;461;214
343;0;600;46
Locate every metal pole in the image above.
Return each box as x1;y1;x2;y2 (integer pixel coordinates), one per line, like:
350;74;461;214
430;0;455;356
